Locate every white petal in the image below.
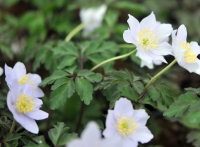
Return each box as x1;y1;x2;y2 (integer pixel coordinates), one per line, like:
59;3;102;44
122;138;138;147
4;64;16;87
190;42;200;55
33;87;44;98
150;42;173;56
177;24;187;42
81;122;101;145
173;45;185;63
30;74;42;86
67;139;82;147
114;98;134;118
7;91;16;113
133;109;150;125
180;59;199;73
146;51;167;63
130;126;153;143
140;60;154;69
0;67;3;76
171;30;177;47
127;14;140;39
155;24;173;42
26;110;48;120
140;12;156;30
34;98;43;109
13;62;26;79
123;30;136;44
136;47;153;64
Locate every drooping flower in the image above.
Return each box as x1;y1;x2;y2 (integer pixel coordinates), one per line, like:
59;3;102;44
123;12;173;65
141;59;162;69
5;62;44;97
7;80;48;134
172;24;200;73
67;121;121;147
0;67;3;76
80;5;107;37
103;98;153;147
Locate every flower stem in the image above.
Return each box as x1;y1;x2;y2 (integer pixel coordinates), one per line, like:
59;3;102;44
9;119;16;133
144;59;177;90
118;44;136;49
65;22;88;42
90;49;136;71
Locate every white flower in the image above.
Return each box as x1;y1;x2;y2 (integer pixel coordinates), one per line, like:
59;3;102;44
7;80;48;134
141;60;162;69
80;5;107;37
67;121;120;147
123;12;173;64
5;62;44;97
103;98;153;147
0;67;3;76
172;24;200;73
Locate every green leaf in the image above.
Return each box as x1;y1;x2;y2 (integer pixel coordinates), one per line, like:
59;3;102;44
31;136;49;147
78;70;102;83
57;133;77;146
147;85;161;101
164;92;198;118
185;87;200;95
4;133;21;142
133;81;144;94
50;85;68;110
51;78;71;90
118;85;138;101
75;78;93;105
40;70;68;87
66;78;75;98
57;56;77;69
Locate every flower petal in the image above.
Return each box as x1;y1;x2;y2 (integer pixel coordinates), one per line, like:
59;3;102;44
173;45;185;63
140;12;156;30
136;47;153;64
140;60;154;69
190;42;200;55
180;59;199;73
172;30;177;47
146;51;167;63
33;87;44;98
123;30;137;44
13;62;26;79
177;24;187;42
130;126;153;143
133;109;149;125
114;98;134;118
122;138;138;147
127;14;140;39
155;24;173;42
150;42;173;56
68;139;82;147
30;74;42;86
5;64;16;87
26;110;48;120
0;67;3;76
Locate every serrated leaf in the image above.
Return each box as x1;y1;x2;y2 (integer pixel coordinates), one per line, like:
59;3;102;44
78;70;102;83
50;85;68;110
185;87;200;95
57;56;77;69
48;122;69;146
31;136;49;147
40;70;68;87
118;85;138;101
147;85;161;101
157;85;174;106
133;81;144;94
75;78;93;105
51;78;71;90
57;133;77;146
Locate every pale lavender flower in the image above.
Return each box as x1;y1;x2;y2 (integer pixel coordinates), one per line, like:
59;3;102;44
0;67;3;76
67;122;121;147
123;12;173;65
172;24;200;74
103;98;153;147
7;80;48;134
5;62;44;97
80;5;107;37
141;60;162;69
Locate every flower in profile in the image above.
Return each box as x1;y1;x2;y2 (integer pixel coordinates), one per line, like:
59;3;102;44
7;80;48;134
80;5;107;37
103;98;153;147
0;67;3;76
5;62;44;97
67;121;120;147
141;60;162;69
123;12;173;65
172;24;200;73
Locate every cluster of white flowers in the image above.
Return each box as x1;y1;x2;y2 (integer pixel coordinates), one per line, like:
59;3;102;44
123;12;200;72
5;62;48;134
67;98;153;147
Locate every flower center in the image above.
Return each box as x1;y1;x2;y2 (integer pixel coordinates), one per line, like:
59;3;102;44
116;116;139;138
179;41;197;63
16;93;35;114
138;29;159;50
18;74;34;86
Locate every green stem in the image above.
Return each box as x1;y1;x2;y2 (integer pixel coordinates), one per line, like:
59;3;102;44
144;59;177;90
90;49;136;71
9;119;16;133
118;44;136;49
65;22;88;42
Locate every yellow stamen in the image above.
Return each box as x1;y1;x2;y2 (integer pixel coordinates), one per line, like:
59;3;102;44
116;116;139;138
18;74;34;86
138;29;159;50
16;93;35;114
